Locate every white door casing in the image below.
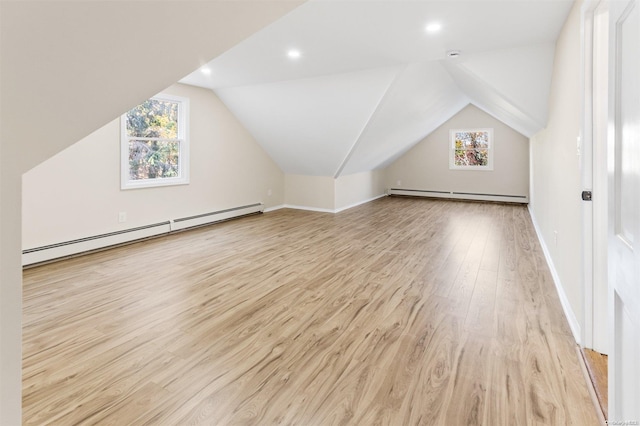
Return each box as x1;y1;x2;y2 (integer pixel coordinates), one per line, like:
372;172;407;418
583;0;610;355
608;0;640;420
592;1;610;355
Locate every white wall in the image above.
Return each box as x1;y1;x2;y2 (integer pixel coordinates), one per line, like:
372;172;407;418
384;104;529;197
284;174;336;212
283;171;386;213
22;84;284;250
335;170;386;212
529;0;583;341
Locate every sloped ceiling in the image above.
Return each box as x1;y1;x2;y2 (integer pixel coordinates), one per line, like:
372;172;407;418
180;0;574;177
2;0;304;173
215;66;400;176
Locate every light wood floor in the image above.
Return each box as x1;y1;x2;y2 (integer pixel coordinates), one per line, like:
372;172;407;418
23;197;599;425
581;348;608;420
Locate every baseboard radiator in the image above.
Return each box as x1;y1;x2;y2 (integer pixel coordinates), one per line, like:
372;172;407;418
22;203;264;266
388;188;528;204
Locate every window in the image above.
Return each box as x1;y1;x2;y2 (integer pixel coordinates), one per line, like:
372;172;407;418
121;94;189;189
449;128;493;170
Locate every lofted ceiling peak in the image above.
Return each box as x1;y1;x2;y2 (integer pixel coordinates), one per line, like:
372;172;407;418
181;0;573;177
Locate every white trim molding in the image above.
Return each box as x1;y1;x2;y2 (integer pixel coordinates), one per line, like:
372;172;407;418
449;128;494;171
121;93;190;190
280;193;387;214
335;194;387;213
282;204;335;214
263;204;285;213
528;204;582;344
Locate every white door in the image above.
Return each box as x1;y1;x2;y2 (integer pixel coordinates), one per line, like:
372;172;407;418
608;0;640;420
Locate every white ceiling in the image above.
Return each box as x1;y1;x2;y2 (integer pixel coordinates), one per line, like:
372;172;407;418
180;0;574;177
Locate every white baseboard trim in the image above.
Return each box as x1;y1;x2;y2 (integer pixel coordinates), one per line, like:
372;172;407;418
282;204;335;213
281;194;387;214
263;204;285;213
334;193;387;213
528;204;582;345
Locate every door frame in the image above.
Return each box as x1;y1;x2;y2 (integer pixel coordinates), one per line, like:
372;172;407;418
581;0;609;355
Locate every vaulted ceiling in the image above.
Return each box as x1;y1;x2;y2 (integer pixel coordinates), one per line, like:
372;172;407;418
180;0;574;177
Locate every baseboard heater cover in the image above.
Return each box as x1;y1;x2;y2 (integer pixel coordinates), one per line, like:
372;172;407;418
388;188;528;204
22;203;263;266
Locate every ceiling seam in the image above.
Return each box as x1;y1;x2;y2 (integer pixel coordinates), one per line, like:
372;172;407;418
333;64;409;179
440;60;546;135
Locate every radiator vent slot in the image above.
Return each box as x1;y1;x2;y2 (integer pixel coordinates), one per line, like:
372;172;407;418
23;203;263;266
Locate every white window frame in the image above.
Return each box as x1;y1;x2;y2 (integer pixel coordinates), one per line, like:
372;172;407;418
449;128;494;171
121;93;190;189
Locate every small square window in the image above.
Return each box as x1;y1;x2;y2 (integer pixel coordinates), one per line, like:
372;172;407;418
449;128;493;171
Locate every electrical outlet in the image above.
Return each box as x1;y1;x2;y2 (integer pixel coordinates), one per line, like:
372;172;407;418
267;189;272;196
118;212;127;223
396;180;402;186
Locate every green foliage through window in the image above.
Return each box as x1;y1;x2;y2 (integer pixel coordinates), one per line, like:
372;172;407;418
452;130;490;167
123;96;186;183
128;140;180;180
126;99;179;139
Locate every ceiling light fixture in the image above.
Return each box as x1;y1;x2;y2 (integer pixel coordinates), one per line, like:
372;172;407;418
446;50;461;58
287;49;302;59
425;22;442;33
200;66;212;75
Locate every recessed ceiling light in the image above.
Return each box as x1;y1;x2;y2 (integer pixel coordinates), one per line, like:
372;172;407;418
446;50;461;58
287;49;302;59
200;66;212;75
425;22;442;33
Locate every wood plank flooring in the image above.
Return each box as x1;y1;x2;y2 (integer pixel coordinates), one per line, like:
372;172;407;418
22;197;599;425
581;348;608;420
